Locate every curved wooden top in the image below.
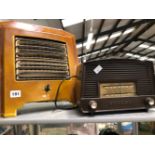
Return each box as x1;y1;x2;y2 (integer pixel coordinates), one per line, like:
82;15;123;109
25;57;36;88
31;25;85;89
0;21;74;38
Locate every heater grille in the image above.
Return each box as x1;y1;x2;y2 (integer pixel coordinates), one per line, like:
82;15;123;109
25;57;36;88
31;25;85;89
15;37;70;80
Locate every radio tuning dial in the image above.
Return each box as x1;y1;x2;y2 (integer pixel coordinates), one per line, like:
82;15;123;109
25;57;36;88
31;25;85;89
146;97;155;106
89;100;97;110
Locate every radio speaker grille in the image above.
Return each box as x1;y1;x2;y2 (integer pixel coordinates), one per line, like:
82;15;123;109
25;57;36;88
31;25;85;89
15;37;70;80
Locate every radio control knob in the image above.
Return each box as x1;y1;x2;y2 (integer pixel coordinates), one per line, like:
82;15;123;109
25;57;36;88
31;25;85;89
44;84;51;93
89;100;97;110
146;97;155;106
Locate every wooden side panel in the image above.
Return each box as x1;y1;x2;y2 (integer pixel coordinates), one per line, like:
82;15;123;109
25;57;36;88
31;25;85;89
0;29;4;115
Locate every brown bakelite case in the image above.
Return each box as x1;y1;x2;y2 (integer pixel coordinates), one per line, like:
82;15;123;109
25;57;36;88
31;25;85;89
78;59;155;114
0;21;79;117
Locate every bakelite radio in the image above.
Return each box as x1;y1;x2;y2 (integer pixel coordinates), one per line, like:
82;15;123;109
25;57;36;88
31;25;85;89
0;21;79;117
78;59;155;114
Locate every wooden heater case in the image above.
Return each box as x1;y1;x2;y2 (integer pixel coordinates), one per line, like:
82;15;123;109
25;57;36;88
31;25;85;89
0;21;79;117
78;59;155;114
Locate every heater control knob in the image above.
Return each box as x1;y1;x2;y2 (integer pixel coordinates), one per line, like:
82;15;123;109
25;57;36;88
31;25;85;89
44;84;51;93
89;100;97;110
146;97;155;106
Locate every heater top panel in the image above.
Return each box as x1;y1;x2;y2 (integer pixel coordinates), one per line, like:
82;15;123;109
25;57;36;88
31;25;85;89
0;21;74;38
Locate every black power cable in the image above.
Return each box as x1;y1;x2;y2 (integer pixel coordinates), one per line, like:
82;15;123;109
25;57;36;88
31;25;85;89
54;76;79;110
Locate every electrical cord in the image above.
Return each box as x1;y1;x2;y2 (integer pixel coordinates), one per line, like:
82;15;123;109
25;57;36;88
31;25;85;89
54;75;79;110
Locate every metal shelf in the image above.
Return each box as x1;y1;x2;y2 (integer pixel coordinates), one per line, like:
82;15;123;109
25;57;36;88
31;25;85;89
0;105;155;125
